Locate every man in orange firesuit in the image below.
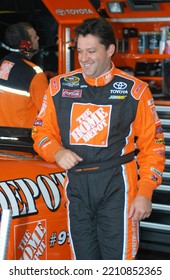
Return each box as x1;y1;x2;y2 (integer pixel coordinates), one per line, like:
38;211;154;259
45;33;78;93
32;18;165;260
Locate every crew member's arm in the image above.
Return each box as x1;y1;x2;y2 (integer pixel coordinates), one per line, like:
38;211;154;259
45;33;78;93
30;72;49;111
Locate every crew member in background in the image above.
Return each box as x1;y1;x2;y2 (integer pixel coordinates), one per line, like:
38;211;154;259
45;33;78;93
32;18;165;260
0;22;48;128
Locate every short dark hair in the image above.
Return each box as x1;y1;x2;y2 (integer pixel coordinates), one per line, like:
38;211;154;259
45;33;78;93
75;17;116;50
4;22;33;49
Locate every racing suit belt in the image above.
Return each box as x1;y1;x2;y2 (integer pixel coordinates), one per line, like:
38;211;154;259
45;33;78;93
69;151;134;174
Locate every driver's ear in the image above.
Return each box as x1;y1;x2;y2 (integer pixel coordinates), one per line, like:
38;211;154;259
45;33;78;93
107;44;116;57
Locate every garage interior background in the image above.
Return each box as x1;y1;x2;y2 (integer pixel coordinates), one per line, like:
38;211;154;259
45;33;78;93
0;0;100;76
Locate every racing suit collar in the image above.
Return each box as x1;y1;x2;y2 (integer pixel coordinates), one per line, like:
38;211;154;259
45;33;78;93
83;62;115;87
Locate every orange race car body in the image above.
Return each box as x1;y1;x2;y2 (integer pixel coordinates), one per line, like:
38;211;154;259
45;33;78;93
0;127;71;260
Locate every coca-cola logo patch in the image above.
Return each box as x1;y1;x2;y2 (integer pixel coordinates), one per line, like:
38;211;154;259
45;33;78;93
62;89;82;98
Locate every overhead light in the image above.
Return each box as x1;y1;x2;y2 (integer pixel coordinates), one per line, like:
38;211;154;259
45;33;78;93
107;1;126;13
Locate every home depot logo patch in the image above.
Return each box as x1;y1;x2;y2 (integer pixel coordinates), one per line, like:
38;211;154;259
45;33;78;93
0;60;14;80
15;220;47;260
70;103;111;146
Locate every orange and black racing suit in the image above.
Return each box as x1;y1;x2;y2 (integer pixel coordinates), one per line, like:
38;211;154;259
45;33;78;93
32;65;165;260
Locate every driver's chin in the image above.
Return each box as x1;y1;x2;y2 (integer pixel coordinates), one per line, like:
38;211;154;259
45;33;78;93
83;67;97;78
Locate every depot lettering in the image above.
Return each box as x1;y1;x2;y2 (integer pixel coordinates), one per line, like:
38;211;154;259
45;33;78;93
0;172;65;217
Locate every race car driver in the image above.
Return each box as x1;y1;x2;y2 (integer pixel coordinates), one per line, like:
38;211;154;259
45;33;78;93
32;17;166;260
